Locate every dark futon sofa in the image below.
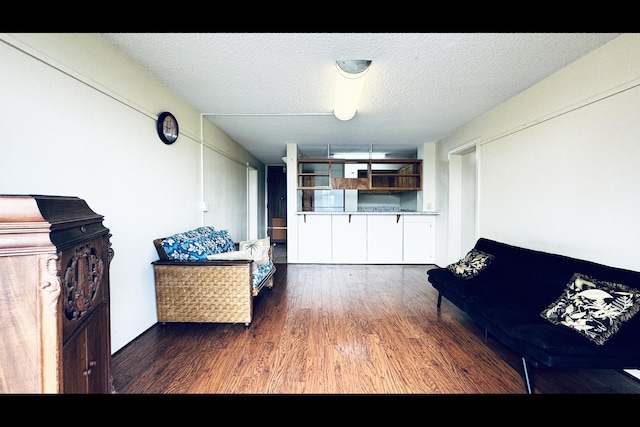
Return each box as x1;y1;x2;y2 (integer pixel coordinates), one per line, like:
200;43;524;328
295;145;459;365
427;237;640;393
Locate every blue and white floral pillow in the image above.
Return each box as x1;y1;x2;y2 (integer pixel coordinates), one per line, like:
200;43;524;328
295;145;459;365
201;229;236;255
161;227;236;261
161;235;205;261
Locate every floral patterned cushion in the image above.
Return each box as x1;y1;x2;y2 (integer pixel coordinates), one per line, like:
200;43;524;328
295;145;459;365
541;273;640;345
447;248;494;279
161;227;236;261
252;259;274;288
200;229;236;255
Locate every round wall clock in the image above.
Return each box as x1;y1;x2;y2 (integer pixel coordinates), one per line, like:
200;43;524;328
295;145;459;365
156;112;179;144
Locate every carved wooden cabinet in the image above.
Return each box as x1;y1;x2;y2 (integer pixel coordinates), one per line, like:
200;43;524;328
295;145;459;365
0;195;114;393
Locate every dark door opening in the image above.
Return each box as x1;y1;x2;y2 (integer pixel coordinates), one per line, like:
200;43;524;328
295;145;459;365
267;165;287;245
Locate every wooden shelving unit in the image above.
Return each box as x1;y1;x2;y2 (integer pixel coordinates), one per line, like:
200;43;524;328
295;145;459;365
297;158;422;192
297;160;331;189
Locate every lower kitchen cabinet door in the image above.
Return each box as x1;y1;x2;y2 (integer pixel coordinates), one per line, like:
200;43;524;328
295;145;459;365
297;214;332;263
367;215;403;263
403;215;435;263
332;214;367;263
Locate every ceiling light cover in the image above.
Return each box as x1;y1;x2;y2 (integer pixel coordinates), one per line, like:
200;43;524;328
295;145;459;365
334;60;371;121
332;152;386;159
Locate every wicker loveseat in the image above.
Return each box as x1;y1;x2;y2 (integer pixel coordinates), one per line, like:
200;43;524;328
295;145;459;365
152;226;275;328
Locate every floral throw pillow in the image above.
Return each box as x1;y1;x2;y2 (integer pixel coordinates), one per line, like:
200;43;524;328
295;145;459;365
541;273;640;345
161;234;209;261
447;248;494;279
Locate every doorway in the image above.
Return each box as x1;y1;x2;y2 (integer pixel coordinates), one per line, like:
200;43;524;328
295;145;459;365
248;165;258;240
448;139;478;262
267;165;287;262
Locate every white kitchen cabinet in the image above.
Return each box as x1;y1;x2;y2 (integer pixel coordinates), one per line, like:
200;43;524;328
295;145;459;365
367;214;403;263
332;214;367;263
403;215;435;263
294;212;437;264
297;214;332;263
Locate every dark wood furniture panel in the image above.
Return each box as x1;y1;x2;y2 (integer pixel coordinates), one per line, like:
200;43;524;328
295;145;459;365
0;195;113;393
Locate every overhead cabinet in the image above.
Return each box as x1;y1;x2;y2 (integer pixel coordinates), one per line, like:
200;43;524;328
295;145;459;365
298;161;331;189
297;158;422;192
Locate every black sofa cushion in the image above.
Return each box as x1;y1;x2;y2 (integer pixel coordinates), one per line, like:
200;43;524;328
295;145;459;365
509;322;640;368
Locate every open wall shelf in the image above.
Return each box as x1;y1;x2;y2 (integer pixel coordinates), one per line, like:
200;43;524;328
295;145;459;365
297;158;422;192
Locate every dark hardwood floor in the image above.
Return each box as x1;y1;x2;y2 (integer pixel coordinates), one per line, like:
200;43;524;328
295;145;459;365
111;262;640;394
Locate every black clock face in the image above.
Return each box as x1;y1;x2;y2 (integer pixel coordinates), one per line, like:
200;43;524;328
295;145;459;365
157;112;179;144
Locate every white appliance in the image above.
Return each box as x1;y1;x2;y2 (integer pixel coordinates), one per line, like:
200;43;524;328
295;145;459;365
313;189;344;212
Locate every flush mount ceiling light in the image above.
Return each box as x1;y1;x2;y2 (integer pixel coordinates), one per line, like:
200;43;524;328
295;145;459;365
332;152;386;160
334;59;372;121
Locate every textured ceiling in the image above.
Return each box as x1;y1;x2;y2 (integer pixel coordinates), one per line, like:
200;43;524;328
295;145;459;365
99;33;620;165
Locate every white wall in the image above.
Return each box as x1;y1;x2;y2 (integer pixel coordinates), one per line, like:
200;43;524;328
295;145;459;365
0;33;267;353
434;34;640;272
